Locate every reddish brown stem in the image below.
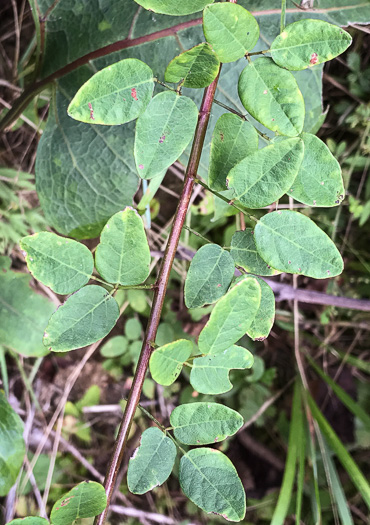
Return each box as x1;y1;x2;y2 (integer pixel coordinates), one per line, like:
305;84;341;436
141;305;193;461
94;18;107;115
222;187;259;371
94;68;222;525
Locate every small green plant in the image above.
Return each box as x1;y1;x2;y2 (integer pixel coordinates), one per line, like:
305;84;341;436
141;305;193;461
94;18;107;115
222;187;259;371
1;0;370;524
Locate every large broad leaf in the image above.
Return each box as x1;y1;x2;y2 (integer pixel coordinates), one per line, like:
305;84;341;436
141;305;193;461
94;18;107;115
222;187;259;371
190;345;254;394
230;229;279;276
165;43;220;88
134;0;214;16
95;207;151;285
184;244;235;308
209;113;258;191
246;277;275;341
270;19;352;71
179;448;246;521
226;138;304;208
20;232;94;294
288;133;344;207
0;391;26;497
37;1;370;79
203;3;259;63
254;211;344;278
134;91;198;179
0;270;54;357
170;403;243;445
238;58;305;137
170;402;244;444
127;427;177;494
50;481;107;525
36;70;140;239
68;58;154;125
198;276;261;354
149;339;193;386
33;1;370;236
43;285;119;352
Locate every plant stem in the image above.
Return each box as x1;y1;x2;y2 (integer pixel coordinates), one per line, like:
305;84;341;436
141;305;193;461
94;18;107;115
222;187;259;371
213;99;270;141
183;225;212;244
194;178;258;223
94;67;223;525
280;0;287;32
213;99;247;120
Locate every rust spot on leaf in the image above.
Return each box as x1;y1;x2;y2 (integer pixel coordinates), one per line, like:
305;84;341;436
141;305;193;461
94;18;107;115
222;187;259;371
88;103;95;120
310;52;318;65
131;88;138;101
138;164;144;169
159;135;165;143
60;496;74;507
220;132;224;141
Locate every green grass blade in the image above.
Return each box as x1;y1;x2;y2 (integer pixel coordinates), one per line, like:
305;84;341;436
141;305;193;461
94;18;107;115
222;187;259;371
0;346;9;397
308;394;370;508
321;438;354;525
295;415;306;524
306;423;322;523
308;356;370;428
271;381;302;525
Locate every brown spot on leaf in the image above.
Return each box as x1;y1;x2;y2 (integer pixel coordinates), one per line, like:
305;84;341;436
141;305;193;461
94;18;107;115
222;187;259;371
131;88;138;101
88;103;95;120
220;132;224;141
159;135;165;143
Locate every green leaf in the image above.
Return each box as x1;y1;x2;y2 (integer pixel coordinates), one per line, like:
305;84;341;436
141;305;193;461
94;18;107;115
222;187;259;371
246;277;275;341
270;19;352;71
203;3;259;63
165;43;220;88
238;58;305;137
100;335;129;357
209;113;258;192
170;402;244;445
50;481;107;525
198;277;261;355
43;285;119;352
125;318;142;340
288;133;344;207
230;229;279;276
6;519;49;525
134;0;214;16
36;71;139;239
0;256;11;271
184;244;235;309
134;91;198;179
190;345;254;394
0;391;25;497
179;448;246;521
226;138;304;208
149;339;192;386
68;59;154;125
127;427;177;494
0;271;54;357
95;207;151;285
307;394;370;508
254;211;344;278
20;232;94;294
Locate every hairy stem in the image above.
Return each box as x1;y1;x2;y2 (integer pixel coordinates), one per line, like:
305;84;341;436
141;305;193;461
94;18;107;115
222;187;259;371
94;68;222;525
